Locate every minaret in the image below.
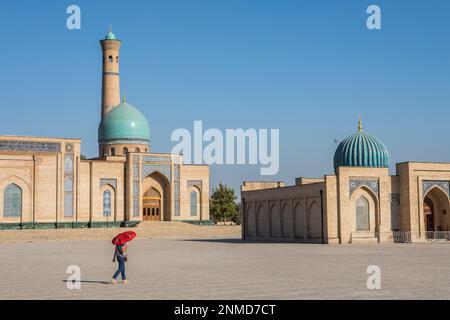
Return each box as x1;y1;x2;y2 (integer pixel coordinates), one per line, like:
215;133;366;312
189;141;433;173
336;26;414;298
100;26;122;119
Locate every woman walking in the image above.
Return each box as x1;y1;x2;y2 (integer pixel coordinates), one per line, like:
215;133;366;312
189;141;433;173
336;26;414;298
112;243;128;285
111;231;136;285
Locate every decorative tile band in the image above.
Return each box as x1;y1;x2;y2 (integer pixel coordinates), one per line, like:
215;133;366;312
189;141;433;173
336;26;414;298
349;179;379;197
174;182;180;216
143;155;172;163
174;164;180;180
64;194;73;217
423;180;450;198
0;141;61;153
133;161;140;217
103;72;119;76
174;164;181;217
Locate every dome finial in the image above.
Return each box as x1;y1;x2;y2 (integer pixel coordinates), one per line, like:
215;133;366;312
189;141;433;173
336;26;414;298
105;25;117;40
358;116;363;132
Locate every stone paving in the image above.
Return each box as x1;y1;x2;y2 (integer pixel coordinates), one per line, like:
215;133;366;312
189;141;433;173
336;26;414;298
0;221;241;243
1;233;450;299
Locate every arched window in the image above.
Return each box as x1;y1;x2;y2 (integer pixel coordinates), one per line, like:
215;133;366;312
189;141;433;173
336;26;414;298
109;55;113;63
136;148;140;153
111;148;115;156
190;190;198;216
356;197;370;230
116;56;119;63
4;184;22;217
123;147;128;155
103;190;111;217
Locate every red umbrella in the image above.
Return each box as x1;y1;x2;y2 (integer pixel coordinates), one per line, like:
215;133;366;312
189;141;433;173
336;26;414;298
112;231;137;245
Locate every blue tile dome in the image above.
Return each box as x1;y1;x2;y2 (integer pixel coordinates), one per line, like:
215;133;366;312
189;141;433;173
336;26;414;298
105;25;118;40
333;120;389;170
105;31;117;40
98;98;150;144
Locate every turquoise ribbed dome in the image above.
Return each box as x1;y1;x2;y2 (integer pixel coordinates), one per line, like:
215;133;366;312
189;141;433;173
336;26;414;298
333;121;389;170
105;32;117;40
104;25;118;40
98;100;150;144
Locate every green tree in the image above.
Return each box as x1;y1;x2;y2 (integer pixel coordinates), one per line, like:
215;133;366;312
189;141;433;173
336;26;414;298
231;202;241;225
210;183;238;225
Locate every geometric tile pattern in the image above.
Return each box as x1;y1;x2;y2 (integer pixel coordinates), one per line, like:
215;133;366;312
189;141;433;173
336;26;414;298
174;164;180;216
190;190;198;217
142;164;171;182
133;161;140;217
64;155;74;217
422;180;450;198
143;155;171;163
103;190;112;217
0;140;61;153
349;179;379;197
3;183;22;217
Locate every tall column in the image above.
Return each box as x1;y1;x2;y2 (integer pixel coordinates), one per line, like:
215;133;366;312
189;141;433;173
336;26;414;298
100;27;121;119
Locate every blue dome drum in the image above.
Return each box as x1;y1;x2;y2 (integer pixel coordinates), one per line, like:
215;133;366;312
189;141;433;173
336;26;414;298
333;120;389;170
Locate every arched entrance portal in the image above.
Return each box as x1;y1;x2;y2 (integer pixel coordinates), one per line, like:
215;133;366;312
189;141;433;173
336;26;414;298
143;188;161;221
423;187;450;233
142;171;171;221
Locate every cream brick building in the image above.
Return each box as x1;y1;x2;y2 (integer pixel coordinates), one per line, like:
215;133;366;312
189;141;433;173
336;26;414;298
242;120;450;244
0;29;209;230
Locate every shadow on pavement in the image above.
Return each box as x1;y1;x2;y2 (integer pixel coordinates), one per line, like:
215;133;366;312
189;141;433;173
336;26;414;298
62;280;111;285
178;238;323;245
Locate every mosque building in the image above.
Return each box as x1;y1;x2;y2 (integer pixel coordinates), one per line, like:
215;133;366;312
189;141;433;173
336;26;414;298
0;29;209;229
241;120;450;244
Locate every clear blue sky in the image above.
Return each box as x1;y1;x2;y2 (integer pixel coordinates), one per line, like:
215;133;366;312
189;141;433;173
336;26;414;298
0;0;449;195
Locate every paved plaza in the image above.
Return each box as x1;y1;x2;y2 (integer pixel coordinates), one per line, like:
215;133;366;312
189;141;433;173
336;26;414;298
1;235;450;299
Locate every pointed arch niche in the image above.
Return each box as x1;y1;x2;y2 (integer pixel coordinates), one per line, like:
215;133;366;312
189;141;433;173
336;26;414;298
350;186;378;235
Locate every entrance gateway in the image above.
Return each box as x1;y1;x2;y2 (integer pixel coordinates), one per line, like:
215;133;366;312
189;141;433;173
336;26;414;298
142;188;161;221
423;187;449;233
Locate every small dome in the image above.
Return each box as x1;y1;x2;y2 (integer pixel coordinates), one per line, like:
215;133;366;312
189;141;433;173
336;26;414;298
98;99;150;144
105;26;118;40
105;31;117;40
333;120;389;170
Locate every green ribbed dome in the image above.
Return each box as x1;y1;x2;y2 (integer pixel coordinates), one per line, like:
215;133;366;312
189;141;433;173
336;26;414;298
105;25;118;40
333;120;389;170
105;31;117;40
98;100;150;144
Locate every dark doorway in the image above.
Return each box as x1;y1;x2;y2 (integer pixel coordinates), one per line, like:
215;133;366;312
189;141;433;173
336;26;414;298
424;196;435;232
